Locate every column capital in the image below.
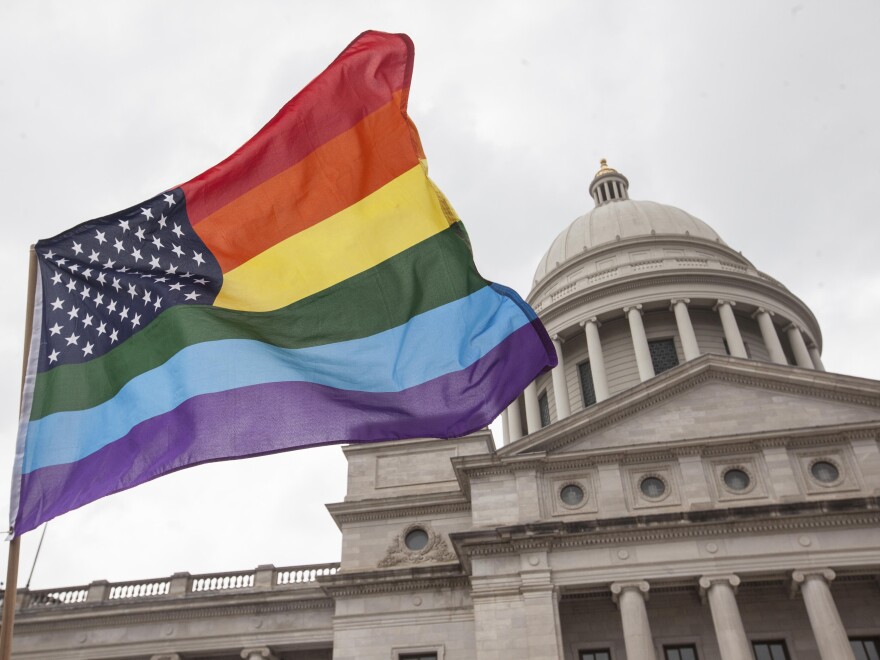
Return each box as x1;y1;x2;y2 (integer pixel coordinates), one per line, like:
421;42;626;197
579;316;601;328
699;574;741;597
669;297;691;308
622;304;643;315
610;580;650;604
552;333;564;344
783;322;802;333
751;307;775;319
241;648;278;660
150;655;182;660
713;299;736;311
792;567;835;586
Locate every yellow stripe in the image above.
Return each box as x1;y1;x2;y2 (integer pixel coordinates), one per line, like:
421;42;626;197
213;165;454;312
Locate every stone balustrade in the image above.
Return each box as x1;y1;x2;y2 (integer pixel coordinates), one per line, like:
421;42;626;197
13;562;339;610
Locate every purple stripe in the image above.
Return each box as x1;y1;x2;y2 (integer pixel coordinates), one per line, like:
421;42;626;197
15;320;553;535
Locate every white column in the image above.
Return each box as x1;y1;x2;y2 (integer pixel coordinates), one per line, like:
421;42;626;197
611;581;654;660
699;575;752;660
582;317;610;402
792;569;855;660
507;398;523;443
501;409;511;446
624;305;655;382
670;298;700;361
524;381;541;434
785;324;814;369
752;308;786;365
241;649;278;660
808;344;826;371
550;336;571;420
715;300;747;358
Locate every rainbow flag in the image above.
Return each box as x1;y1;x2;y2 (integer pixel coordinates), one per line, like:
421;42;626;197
9;31;556;537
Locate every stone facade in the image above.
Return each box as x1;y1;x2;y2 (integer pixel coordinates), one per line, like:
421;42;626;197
4;163;879;659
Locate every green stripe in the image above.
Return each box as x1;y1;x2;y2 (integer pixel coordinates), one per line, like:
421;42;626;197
32;224;484;420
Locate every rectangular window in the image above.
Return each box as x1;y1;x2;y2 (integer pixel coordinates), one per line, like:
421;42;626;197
399;654;438;660
578;361;597;407
664;645;698;660
851;637;880;660
580;651;611;660
538;391;551;428
752;641;791;660
649;338;679;374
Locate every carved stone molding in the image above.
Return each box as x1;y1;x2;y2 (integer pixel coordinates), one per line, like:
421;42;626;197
378;524;457;568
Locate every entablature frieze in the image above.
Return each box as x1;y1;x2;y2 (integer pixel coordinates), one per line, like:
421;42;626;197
319;564;469;598
326;491;471;524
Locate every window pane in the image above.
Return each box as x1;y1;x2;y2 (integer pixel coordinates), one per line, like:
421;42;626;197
665;650;681;660
539;391;551;427
578;361;597;406
580;651;611;660
649;338;679;374
682;649;696;660
752;643;772;660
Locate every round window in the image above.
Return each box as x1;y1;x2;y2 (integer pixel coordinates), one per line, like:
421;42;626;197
560;484;585;506
723;468;751;491
640;476;666;499
811;461;840;484
404;528;429;551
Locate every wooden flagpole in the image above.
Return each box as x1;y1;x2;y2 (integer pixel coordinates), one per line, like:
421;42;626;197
0;246;38;660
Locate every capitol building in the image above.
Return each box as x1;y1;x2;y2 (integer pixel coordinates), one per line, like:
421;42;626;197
6;163;880;659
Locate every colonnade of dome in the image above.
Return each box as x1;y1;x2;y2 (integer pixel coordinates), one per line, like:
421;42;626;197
502;162;824;443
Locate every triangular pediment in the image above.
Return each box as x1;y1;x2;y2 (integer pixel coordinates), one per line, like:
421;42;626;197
500;355;880;456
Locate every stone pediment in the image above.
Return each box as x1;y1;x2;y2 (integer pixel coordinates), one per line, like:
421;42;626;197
500;355;880;456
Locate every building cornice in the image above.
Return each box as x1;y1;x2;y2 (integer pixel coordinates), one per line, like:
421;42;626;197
326;491;471;525
319;564;468;598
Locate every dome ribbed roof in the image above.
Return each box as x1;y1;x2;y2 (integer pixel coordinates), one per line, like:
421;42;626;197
533;198;726;284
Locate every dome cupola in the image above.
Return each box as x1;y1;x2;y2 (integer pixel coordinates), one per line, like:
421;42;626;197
589;159;630;205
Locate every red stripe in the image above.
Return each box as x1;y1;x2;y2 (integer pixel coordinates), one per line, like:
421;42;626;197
180;31;414;225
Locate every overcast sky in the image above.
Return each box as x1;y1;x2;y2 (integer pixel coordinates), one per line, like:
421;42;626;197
1;1;878;590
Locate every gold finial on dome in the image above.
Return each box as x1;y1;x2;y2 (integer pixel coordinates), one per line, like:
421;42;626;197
595;158;618;177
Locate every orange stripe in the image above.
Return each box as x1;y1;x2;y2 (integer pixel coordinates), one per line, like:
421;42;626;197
192;93;418;273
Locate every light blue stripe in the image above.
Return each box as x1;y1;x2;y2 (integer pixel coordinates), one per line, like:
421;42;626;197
24;286;529;473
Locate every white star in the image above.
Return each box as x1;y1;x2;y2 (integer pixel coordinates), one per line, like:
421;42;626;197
111;277;122;292
117;266;129;273
104;257;116;270
81;268;92;280
71;241;83;255
113;238;125;253
95;230;107;245
96;272;107;285
171;244;185;258
155;276;168;283
97;322;107;336
47;349;60;364
152;236;164;250
118;219;130;232
142;289;152;304
110;329;119;344
169;282;184;292
193;251;205;266
158;214;167;229
119;306;129;320
94;292;104;307
135;226;146;241
165;263;178;275
149;256;162;270
67;306;80;320
131;248;143;262
82;314;94;327
131;313;141;328
79;286;90;300
194;277;208;285
69;264;80;273
50;298;64;311
127;283;138;298
180;272;192;278
82;342;94;357
172;223;184;238
106;299;118;313
66;279;77;292
45;250;55;261
163;193;176;207
153;297;162;311
184;291;200;301
56;257;67;266
51;272;63;285
65;332;79;346
141;207;154;220
88;250;100;263
49;322;63;336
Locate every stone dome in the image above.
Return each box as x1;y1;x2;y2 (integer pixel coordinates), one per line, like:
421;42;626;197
533;198;727;285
